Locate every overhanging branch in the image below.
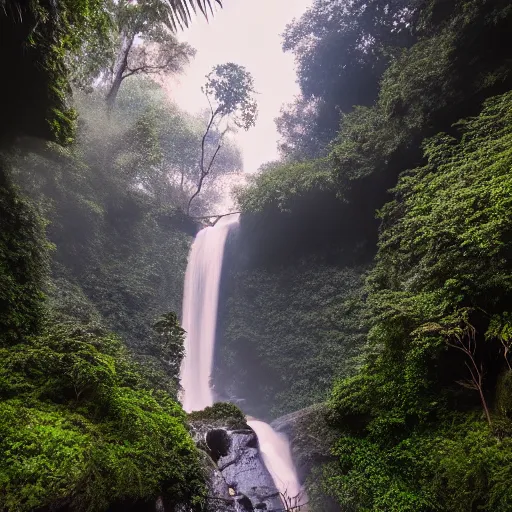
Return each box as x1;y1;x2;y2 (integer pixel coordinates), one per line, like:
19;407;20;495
190;211;241;220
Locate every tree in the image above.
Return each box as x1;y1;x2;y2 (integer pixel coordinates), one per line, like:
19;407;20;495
159;107;242;209
105;0;197;109
105;19;195;109
416;313;492;427
277;0;417;158
186;63;258;215
153;312;186;385
73;0;222;109
101;77;242;212
275;95;330;160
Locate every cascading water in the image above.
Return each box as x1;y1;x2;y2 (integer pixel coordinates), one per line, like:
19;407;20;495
247;420;303;504
180;214;239;412
180;214;305;509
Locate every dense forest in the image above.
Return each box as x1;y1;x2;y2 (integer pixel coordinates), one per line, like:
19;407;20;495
0;0;244;509
215;0;512;509
1;0;512;511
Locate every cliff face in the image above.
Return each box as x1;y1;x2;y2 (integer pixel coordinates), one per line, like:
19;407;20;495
214;218;370;420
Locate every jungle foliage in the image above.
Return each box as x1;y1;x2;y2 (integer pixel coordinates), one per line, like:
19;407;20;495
8;78;241;397
321;88;512;512
3;0;512;509
223;0;512;510
0;155;207;510
0;2;229;510
0;319;205;512
216;257;368;419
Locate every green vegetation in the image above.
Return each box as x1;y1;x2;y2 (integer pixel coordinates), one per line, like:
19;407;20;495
0;172;48;342
188;402;247;429
1;135;207;510
3;0;512;509
217;0;512;510
0;321;205;511
236;159;333;214
0;2;234;509
0;158;206;510
320;89;512;512
216;258;368;419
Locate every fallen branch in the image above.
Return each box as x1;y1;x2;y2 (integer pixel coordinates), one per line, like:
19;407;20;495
190;211;241;221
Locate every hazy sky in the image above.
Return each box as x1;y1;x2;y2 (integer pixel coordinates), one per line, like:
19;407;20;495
168;0;312;173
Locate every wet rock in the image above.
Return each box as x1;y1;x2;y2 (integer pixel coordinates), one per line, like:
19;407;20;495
236;495;254;511
191;422;283;512
207;428;232;461
218;429;282;511
200;451;237;512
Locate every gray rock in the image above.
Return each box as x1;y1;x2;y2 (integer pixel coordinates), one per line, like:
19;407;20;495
218;429;282;511
199;450;237;512
192;423;283;512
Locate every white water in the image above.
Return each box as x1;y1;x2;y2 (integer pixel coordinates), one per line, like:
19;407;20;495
179;214;304;508
247;420;303;504
180;214;239;412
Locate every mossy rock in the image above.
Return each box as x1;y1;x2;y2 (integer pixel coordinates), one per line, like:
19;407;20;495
188;402;248;430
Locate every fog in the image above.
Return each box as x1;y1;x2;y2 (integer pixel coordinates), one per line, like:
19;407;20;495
170;0;312;172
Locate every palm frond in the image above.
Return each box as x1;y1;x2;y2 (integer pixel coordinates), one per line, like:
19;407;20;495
166;0;222;31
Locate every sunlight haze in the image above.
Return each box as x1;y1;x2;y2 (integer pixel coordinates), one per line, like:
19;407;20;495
169;0;312;173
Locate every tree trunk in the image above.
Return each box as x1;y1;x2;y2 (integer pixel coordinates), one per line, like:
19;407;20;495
186;144;221;215
187;109;222;215
106;32;134;111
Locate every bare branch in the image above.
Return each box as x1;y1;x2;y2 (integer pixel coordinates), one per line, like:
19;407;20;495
122;63;169;78
186;106;222;214
445;320;492;426
190;211;241;220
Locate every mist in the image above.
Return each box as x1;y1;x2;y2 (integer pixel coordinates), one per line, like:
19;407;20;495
1;0;512;511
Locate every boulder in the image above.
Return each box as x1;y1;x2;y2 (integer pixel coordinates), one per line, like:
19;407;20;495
191;422;283;512
218;429;282;511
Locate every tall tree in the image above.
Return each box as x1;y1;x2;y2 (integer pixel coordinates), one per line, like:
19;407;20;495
105;77;242;212
187;63;257;215
73;0;222;109
277;0;417;159
105;1;196;110
275;95;331;160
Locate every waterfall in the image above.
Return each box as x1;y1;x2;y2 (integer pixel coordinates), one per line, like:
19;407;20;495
247;420;303;504
181;214;239;412
180;214;304;508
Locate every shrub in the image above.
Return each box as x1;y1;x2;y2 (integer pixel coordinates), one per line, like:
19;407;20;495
188;402;247;429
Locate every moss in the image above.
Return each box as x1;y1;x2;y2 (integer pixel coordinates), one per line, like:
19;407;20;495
188;402;247;429
0;163;48;343
0;322;206;511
